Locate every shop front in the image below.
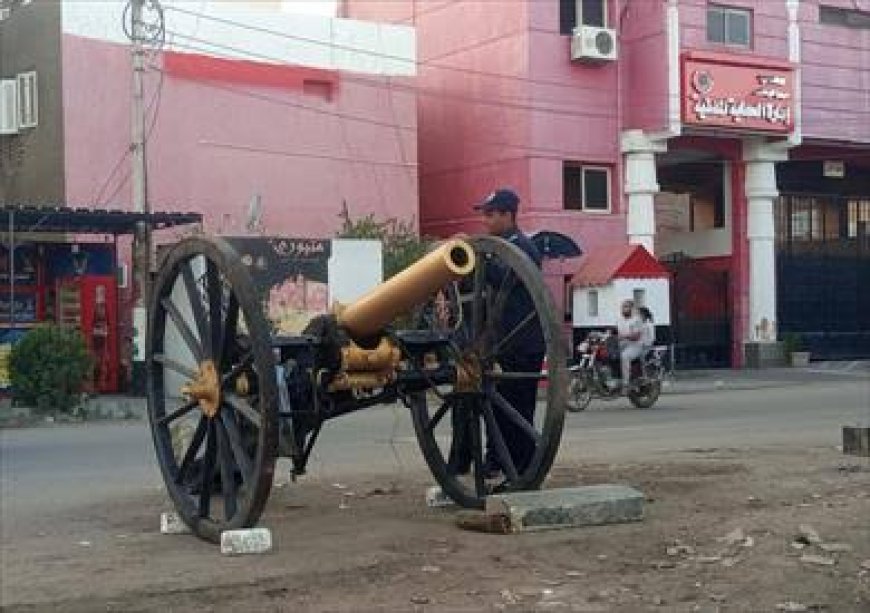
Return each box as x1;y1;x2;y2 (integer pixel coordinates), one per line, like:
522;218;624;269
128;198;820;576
0;206;201;395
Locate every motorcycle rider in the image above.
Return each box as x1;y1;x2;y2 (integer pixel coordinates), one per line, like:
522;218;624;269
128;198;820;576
638;306;655;351
617;299;644;394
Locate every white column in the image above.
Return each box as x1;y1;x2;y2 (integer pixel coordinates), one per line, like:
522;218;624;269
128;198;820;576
743;140;789;342
621;130;668;254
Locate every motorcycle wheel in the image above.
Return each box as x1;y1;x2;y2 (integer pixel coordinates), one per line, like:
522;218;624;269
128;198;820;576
567;373;593;412
628;379;661;409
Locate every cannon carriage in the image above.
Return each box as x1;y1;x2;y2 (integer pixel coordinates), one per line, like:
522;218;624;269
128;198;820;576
146;234;567;542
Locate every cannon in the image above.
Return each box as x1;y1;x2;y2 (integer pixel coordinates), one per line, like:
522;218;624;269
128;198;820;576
146;235;567;542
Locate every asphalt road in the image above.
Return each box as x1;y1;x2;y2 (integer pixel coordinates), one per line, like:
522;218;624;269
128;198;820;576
2;375;867;534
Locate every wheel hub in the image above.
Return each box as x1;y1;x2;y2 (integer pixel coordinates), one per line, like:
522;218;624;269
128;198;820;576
181;360;222;418
455;352;483;392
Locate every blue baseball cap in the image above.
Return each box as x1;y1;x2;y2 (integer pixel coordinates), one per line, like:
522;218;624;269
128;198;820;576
473;188;519;214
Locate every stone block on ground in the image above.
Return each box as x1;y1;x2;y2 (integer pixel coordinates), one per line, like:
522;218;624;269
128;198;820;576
842;425;870;457
425;486;455;508
160;511;190;535
220;527;273;555
484;485;644;533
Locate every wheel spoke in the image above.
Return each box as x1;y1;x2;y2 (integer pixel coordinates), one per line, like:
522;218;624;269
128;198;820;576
220;295;240;370
206;260;224;366
162;297;205;362
471;259;486;339
489;310;536;359
181;261;211;359
224;392;262;429
215;419;238;520
469;406;486;498
176;416;207;485
219;409;253;481
480;399;519;482
157;400;198;427
491;390;543;447
485;370;543;380
153;353;198;380
221;352;253;386
425;398;452;433
199;420;217;517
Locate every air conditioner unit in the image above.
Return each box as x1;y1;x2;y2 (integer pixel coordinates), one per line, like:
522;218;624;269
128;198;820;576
571;26;618;63
0;79;19;135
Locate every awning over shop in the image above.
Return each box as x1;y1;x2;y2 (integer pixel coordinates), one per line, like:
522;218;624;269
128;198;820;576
0;205;202;235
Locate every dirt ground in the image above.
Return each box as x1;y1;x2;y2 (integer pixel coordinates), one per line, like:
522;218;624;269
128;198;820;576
2;445;869;612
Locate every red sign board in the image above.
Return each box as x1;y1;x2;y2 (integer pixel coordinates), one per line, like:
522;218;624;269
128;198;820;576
682;52;795;134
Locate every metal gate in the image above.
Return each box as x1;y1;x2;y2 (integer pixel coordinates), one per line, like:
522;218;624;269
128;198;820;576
663;254;732;368
776;194;870;359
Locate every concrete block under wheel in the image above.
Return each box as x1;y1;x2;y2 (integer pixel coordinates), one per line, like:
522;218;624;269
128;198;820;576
160;511;190;535
843;425;870;457
220;528;273;555
484;485;644;533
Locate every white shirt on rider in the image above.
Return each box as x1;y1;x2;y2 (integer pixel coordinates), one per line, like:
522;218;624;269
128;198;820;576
617;314;644;351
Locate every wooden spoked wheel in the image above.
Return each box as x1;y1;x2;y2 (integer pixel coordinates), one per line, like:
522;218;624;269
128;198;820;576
147;237;278;542
410;236;567;508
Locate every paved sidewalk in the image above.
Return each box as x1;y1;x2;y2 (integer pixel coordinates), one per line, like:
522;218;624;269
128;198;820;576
664;360;869;395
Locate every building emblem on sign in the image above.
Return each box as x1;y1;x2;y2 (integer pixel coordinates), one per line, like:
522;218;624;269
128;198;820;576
682;53;795;134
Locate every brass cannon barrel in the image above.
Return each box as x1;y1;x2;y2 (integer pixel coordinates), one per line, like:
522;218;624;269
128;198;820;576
337;239;476;340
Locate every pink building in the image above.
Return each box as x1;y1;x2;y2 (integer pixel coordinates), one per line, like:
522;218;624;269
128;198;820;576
1;0;418;390
346;0;870;367
2;0;418;238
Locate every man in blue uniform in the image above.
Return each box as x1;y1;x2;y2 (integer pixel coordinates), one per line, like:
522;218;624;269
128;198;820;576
474;188;545;478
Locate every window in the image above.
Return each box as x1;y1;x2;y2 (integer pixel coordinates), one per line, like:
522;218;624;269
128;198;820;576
564;276;574;322
587;290;599;317
820;5;870;29
707;5;751;46
16;71;37;129
633;288;646;308
0;79;17;135
564;163;611;212
560;0;607;34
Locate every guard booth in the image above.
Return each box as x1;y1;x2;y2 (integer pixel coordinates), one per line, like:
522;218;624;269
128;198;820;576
569;244;672;349
0;205;201;395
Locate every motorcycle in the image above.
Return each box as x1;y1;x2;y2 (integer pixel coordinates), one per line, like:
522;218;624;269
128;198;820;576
566;330;666;411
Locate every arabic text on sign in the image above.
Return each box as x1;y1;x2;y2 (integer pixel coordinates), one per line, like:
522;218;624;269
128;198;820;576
693;98;791;125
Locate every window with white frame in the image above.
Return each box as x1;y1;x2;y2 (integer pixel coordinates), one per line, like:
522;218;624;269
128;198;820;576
564;276;574;322
560;0;608;34
633;288;646;308
17;71;38;129
587;290;599;317
707;5;752;46
564;163;611;212
0;79;18;134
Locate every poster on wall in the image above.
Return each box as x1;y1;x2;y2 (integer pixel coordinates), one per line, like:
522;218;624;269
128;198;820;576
655;192;692;234
0;243;38;285
224;237;332;335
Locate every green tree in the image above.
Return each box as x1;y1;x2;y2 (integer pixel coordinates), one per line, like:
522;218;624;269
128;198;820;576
10;325;93;414
336;202;433;279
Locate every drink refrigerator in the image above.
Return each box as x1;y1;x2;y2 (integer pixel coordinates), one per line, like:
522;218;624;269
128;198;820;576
56;275;119;393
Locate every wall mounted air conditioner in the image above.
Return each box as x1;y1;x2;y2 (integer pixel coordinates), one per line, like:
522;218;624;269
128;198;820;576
0;79;19;135
571;26;618;63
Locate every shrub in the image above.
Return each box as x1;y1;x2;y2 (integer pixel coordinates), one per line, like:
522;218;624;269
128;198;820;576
10;325;93;414
336;202;433;280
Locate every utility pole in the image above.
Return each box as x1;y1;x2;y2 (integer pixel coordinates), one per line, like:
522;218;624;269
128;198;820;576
130;0;152;390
